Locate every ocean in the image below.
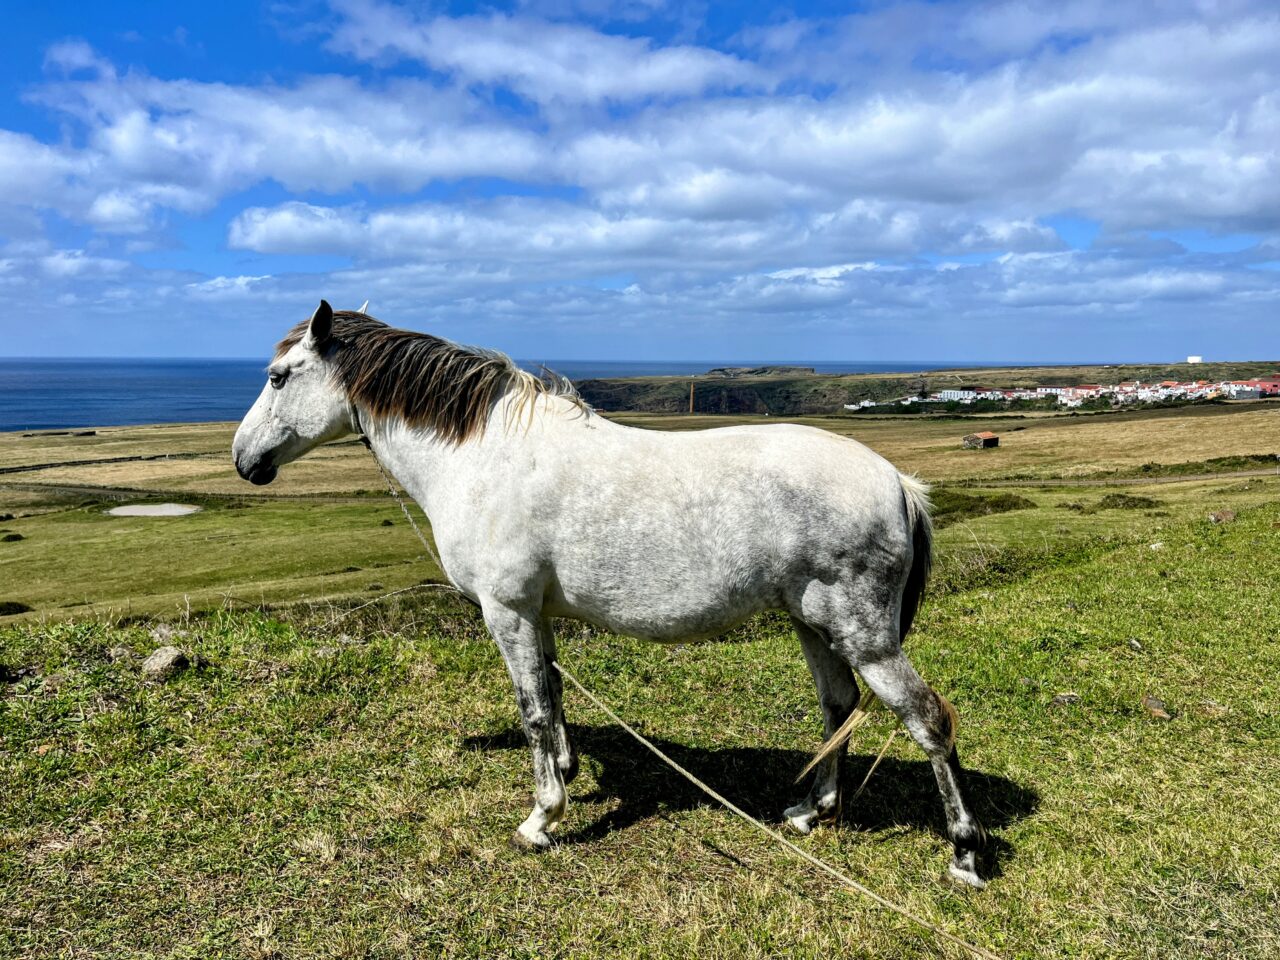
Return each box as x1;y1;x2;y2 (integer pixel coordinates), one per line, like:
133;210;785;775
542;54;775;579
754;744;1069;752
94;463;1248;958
0;357;1001;432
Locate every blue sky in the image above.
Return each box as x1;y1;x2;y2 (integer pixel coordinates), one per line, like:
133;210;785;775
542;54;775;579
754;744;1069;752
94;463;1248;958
0;0;1277;361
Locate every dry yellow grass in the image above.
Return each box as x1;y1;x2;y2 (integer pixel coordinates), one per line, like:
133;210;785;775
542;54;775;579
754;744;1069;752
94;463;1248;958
3;402;1277;496
614;403;1280;481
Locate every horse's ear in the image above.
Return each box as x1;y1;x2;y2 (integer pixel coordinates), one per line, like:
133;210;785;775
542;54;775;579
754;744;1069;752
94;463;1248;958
306;300;333;349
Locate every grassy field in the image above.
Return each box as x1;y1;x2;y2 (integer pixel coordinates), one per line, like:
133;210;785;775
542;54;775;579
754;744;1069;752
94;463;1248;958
2;403;1279;957
2;402;1277;620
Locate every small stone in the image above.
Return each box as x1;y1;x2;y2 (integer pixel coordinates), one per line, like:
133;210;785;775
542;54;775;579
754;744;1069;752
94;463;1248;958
142;645;189;680
1141;694;1171;720
1128;638;1144;652
1148;541;1165;551
1208;510;1236;524
107;646;134;662
1048;691;1081;709
380;519;394;527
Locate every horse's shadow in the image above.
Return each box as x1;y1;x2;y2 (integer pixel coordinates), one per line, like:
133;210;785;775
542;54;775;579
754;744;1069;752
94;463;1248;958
463;723;1038;875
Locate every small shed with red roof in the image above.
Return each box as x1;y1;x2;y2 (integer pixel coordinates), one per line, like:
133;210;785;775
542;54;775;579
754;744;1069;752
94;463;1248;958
963;431;999;449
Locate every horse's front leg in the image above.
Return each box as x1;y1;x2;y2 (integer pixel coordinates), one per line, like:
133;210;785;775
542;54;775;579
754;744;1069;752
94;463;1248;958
483;602;568;850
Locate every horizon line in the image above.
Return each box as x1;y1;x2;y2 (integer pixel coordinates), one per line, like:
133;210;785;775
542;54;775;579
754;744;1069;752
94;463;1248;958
4;355;1275;367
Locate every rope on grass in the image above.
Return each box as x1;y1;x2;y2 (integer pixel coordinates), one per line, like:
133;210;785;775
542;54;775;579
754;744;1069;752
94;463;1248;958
552;661;1002;960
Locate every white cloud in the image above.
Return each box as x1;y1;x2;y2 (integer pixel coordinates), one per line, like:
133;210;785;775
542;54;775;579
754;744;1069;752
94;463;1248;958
229;202;360;255
328;1;762;104
41;250;129;279
86;191;155;234
24;68;548;229
43;39;115;77
184;274;273;300
766;263;882;283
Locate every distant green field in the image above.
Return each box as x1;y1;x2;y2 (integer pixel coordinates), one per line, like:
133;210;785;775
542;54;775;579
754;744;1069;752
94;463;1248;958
0;495;437;619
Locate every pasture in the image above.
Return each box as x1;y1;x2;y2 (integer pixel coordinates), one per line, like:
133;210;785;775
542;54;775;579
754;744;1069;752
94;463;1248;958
2;402;1279;957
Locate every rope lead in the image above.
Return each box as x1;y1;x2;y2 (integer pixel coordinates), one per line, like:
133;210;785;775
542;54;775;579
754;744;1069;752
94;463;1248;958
552;662;1002;960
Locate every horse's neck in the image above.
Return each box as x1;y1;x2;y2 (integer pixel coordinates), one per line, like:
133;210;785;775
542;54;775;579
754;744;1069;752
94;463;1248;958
358;391;536;515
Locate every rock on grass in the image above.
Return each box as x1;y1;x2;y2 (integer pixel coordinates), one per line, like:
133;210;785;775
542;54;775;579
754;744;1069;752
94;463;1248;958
142;645;189;680
1141;694;1172;720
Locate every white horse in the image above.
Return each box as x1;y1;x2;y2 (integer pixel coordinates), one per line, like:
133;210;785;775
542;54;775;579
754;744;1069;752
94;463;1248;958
232;301;989;887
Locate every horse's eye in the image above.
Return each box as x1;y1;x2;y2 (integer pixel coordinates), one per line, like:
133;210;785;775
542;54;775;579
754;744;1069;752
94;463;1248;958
269;369;288;389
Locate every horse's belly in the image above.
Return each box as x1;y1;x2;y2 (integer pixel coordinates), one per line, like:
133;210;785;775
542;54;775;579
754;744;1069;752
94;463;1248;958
548;584;770;643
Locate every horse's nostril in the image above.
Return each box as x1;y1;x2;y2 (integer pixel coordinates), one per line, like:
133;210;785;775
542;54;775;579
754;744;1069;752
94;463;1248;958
235;454;276;485
246;462;278;486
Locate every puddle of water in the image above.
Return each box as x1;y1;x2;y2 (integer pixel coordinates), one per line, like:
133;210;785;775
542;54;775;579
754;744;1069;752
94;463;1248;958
106;503;203;517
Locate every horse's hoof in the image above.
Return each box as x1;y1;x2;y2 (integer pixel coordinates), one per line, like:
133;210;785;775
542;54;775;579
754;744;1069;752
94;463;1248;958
509;828;553;852
946;862;987;890
783;803;817;835
817;795;843;826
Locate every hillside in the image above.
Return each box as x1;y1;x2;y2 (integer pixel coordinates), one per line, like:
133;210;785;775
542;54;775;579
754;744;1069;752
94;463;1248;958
576;360;1280;415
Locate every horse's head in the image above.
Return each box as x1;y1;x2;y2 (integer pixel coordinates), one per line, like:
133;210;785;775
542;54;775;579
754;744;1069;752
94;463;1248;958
232;300;355;485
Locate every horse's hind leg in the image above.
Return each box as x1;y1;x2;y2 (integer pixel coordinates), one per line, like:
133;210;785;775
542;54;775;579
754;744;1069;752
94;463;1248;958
482;602;568;850
853;647;988;888
540;625;579;784
786;617;859;834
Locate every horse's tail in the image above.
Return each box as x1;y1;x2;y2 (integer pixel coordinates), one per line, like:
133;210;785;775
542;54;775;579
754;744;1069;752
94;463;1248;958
794;471;934;784
897;472;933;641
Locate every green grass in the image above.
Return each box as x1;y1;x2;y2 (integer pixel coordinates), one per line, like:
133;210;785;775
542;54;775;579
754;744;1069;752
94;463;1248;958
3;409;1279;955
0;495;438;620
3;504;1278;958
1096;453;1280;480
930;490;1036;529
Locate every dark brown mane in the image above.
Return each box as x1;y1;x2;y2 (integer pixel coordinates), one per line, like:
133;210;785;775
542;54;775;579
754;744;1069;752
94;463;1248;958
274;311;582;445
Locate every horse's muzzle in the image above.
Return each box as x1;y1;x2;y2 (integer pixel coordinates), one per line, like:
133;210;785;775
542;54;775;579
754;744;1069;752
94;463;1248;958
235;455;278;486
